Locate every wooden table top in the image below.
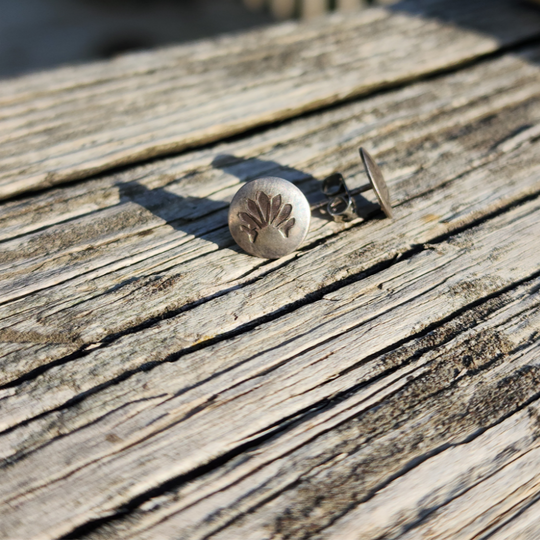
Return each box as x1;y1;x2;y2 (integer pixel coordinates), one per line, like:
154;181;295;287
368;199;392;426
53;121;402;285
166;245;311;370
1;1;540;538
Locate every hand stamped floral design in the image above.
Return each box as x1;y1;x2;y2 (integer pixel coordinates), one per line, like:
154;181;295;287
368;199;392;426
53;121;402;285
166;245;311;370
239;191;295;243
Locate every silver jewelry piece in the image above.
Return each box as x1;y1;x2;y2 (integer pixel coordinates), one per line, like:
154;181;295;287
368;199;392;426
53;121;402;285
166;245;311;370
228;148;392;259
322;172;357;222
322;147;393;221
228;177;311;259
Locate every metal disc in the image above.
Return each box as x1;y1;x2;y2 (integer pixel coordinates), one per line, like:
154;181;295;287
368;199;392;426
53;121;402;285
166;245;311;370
228;177;311;259
359;147;393;219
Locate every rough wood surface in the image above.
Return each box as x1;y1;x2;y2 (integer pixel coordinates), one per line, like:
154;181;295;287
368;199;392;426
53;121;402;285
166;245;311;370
1;0;540;200
1;1;540;539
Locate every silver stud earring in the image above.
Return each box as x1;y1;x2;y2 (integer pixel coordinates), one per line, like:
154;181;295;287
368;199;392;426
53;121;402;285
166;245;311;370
228;177;311;259
228;148;392;259
321;148;393;221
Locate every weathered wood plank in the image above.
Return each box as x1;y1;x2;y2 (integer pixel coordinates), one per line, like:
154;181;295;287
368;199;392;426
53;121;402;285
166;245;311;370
1;3;540;538
4;39;540;244
488;499;540;540
129;365;540;540
76;276;540;540
322;405;540;540
4;136;539;426
1;192;539;539
394;452;540;539
1;0;540;199
1;45;540;391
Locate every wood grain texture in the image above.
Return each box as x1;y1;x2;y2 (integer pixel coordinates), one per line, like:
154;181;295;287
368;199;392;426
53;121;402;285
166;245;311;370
1;1;540;538
1;202;540;539
1;0;540;200
2;44;540;392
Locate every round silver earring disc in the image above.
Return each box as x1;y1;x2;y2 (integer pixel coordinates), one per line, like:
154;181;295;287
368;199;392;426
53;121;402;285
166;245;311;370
360;148;394;219
229;177;311;259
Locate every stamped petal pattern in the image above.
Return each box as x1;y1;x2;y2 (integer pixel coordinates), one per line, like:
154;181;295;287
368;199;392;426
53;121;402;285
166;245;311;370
281;217;295;238
275;204;292;227
238;191;296;243
247;198;265;226
270;194;282;223
258;191;271;222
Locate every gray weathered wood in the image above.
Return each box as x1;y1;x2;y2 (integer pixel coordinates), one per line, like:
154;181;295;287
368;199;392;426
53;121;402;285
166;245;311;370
3;198;539;540
1;0;540;200
1;1;540;539
2;44;540;391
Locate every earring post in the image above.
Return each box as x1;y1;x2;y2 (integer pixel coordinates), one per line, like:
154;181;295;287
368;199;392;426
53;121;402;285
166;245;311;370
313;148;393;219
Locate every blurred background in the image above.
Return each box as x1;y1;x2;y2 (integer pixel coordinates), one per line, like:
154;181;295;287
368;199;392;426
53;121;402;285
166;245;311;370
0;0;393;80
